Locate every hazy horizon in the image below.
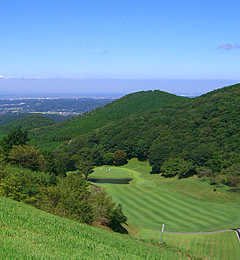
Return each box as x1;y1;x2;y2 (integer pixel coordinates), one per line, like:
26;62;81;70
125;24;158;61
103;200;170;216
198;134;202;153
0;77;239;99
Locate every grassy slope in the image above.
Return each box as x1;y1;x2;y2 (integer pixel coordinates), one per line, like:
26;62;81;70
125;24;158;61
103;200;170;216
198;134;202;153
0;196;196;259
141;230;240;259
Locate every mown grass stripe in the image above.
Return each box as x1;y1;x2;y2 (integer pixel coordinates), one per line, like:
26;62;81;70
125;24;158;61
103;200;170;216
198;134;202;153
158;190;231;220
146;192;225;227
132;184;230;223
122;185;215;229
113;194;146;222
120;186;194;230
113;190;159;221
131;185;218;227
113;192;165;225
115;184;211;230
136;183;230;220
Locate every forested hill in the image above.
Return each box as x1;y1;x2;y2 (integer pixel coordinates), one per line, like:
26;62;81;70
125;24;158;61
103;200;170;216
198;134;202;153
0;115;57;140
27;90;189;149
61;83;240;174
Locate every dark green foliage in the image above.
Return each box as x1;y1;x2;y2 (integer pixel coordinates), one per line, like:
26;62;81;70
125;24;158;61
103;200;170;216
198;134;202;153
26;90;188;149
221;163;240;188
0;164;125;230
103;153;114;165
135;139;151;161
113;150;128;166
54;149;75;177
90;186;115;225
74;147;92;161
149;142;172;173
71;147;94;178
0;128;30;156
0;146;5;164
42;150;57;175
39;174;94;224
8;145;46;171
196;167;212;179
160;158;195;178
0;115;57;137
0;113;31;127
76;159;94;178
0;165;54;204
110;204;127;231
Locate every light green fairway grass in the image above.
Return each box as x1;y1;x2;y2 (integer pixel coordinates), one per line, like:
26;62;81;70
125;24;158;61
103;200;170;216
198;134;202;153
92;159;240;258
92;159;240;233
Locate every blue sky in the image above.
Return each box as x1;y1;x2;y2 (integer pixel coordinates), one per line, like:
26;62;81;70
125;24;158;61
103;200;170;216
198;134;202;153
0;0;239;94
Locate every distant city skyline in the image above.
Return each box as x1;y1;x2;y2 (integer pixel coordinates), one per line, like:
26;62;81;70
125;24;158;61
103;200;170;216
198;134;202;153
0;1;239;95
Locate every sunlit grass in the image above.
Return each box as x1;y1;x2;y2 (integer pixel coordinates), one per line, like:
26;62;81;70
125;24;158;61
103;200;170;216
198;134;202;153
93;160;240;233
139;229;240;259
0;196;190;258
91;158;240;258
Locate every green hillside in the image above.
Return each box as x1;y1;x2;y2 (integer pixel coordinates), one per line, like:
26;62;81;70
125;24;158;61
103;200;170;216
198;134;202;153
0;113;31;127
0;113;68;128
0;196;197;259
27;90;188;149
64;83;240;174
1;83;240;258
0;115;57;140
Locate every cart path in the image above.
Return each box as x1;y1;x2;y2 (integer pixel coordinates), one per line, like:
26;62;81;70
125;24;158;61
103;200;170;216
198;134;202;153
152;229;239;235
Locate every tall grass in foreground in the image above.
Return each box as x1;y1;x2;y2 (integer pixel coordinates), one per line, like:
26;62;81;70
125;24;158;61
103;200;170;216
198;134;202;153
0;196;200;259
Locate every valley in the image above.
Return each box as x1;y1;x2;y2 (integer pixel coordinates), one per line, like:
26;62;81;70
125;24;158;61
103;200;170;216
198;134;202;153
0;84;240;258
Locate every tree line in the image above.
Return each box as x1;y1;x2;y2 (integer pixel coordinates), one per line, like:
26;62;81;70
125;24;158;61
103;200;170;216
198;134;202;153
53;84;240;189
0;128;127;232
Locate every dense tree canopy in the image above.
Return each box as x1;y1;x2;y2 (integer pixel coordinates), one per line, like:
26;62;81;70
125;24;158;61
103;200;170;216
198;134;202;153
9;145;45;171
0;128;30;156
1;84;240;189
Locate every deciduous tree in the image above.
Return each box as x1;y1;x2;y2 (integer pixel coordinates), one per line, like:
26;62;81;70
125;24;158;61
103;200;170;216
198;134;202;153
9;145;46;171
113;150;127;166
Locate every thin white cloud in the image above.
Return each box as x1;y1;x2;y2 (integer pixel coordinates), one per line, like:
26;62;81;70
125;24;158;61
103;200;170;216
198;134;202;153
0;75;14;79
0;75;42;79
217;43;240;50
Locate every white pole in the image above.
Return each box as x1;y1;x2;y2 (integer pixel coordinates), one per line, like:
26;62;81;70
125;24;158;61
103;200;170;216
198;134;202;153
159;224;165;243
